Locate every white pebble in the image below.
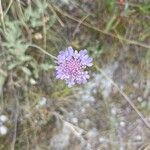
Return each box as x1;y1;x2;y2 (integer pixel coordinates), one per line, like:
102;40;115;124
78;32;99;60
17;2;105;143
133;83;139;88
120;146;125;150
111;108;117;115
99;137;106;143
0;125;7;135
120;121;126;127
135;135;142;141
81;108;85;113
71;118;78;124
137;97;143;102
30;78;37;85
0;115;8;123
34;33;42;40
38;97;47;106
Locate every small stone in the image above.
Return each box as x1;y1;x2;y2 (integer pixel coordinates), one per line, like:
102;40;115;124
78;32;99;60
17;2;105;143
36;97;47;109
30;78;37;85
137;97;143;102
135;135;142;141
0;125;7;135
38;97;47;106
0;115;8;123
111;108;117;115
81;108;85;113
34;33;42;40
99;137;106;143
133;83;139;88
120;121;126;127
71;118;78;124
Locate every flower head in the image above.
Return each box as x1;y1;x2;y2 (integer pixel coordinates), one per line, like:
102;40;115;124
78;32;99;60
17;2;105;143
55;46;93;87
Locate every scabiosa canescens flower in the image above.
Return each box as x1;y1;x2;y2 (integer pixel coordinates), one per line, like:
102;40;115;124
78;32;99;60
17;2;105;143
55;46;93;87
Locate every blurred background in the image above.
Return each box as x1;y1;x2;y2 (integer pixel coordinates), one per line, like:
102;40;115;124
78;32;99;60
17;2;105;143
0;0;150;149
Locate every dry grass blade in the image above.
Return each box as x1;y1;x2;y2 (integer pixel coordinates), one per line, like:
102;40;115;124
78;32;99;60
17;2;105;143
53;112;86;142
48;3;64;27
4;0;14;17
28;44;57;59
73;14;90;37
0;0;6;33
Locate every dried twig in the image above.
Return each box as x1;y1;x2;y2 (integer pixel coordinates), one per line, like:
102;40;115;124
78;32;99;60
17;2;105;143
48;4;64;27
53;112;86;141
28;44;57;59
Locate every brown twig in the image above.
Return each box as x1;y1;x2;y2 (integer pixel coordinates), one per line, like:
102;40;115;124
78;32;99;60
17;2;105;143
28;44;57;59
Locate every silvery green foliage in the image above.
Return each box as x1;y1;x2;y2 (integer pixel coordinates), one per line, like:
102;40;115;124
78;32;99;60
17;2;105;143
24;0;48;27
0;1;56;82
1;19;39;81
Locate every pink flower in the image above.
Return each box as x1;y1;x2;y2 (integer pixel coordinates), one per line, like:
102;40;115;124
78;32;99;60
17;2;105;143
55;46;93;87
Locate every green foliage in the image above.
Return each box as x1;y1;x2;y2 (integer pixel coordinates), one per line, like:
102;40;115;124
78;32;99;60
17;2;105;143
105;0;116;12
1;20;38;80
3;21;27;56
24;0;48;27
138;3;150;14
0;0;56;83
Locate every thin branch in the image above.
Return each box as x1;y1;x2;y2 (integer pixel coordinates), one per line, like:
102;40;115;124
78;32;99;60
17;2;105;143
48;4;64;27
28;44;57;60
53;112;86;140
73;14;90;37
